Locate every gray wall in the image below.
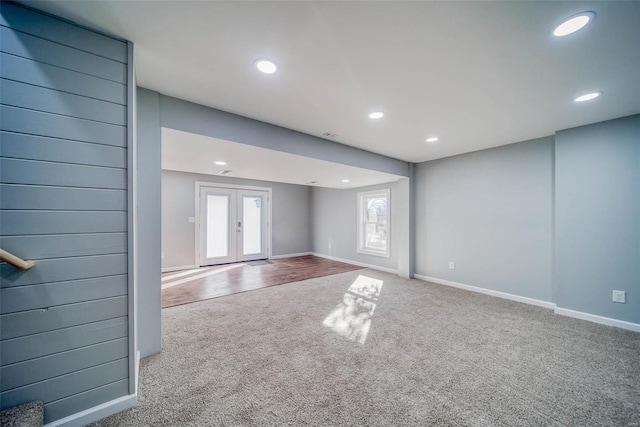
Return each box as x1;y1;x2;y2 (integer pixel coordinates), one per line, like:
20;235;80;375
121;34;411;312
311;181;403;272
415;137;554;302
0;2;131;422
162;170;312;269
136;88;162;357
555;115;639;323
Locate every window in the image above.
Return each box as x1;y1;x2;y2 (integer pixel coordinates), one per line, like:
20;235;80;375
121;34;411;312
357;189;390;257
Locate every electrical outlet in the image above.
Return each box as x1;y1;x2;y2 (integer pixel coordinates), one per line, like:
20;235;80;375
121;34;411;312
448;261;455;270
612;290;626;304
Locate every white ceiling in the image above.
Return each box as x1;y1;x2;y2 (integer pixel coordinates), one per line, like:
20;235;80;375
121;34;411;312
23;1;640;164
162;128;405;189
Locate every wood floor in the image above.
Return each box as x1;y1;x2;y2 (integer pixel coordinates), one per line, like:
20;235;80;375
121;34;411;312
161;255;364;308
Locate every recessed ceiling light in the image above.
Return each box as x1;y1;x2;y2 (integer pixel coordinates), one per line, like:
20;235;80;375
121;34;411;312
553;12;595;37
255;59;277;74
342;179;350;183
574;91;602;102
368;112;384;119
214;161;227;165
426;137;439;143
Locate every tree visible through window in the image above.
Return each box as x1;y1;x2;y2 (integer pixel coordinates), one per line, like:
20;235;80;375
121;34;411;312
357;189;390;257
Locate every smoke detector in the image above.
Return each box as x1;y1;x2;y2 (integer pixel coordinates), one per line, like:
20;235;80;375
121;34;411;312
322;132;338;138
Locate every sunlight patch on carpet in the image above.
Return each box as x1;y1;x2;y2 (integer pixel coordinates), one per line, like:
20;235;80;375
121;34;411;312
323;275;383;344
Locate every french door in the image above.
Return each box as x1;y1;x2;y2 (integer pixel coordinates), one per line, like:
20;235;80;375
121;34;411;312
198;186;269;266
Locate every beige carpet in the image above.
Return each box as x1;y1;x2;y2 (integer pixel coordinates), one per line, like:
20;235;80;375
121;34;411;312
93;269;640;426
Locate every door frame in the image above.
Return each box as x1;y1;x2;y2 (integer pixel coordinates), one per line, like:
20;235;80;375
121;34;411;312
195;181;272;267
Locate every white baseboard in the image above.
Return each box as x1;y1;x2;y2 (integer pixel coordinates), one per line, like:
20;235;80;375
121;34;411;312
554;307;640;332
161;264;197;273
415;275;640;333
270;252;312;259
414;275;556;310
45;394;137;427
311;252;398;275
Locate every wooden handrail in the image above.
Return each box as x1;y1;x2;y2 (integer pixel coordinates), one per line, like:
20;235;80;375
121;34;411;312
0;249;35;270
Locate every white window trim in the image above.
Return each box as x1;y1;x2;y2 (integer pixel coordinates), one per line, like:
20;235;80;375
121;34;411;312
357;188;391;258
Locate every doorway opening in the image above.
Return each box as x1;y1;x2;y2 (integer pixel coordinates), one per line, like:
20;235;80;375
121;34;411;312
196;182;271;267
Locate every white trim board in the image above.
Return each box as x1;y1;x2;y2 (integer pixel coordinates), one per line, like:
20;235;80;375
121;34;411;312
162;265;198;273
45;394;137;427
270;252;312;259
416;275;640;333
126;41;137;397
46;348;142;426
414;275;556;309
311;252;398;274
135;350;140;394
554;307;640;333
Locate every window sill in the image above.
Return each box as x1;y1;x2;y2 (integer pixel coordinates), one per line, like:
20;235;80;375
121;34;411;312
357;248;390;258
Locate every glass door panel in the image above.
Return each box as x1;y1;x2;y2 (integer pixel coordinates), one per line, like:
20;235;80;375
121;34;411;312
199;187;269;266
199;187;236;266
237;190;268;262
242;196;262;255
206;194;229;258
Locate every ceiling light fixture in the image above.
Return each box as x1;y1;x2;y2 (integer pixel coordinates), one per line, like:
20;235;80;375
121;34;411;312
214;161;227;165
255;59;277;74
368;112;384;119
426;137;439;143
553;12;595;37
342;179;350;183
574;91;602;102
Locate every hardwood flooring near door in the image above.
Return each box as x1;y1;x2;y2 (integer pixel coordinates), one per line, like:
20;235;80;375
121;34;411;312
161;255;364;308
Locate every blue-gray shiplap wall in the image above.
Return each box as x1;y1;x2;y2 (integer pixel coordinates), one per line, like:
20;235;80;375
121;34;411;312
0;2;131;423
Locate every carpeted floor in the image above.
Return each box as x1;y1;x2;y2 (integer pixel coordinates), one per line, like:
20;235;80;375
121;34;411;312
92;269;640;426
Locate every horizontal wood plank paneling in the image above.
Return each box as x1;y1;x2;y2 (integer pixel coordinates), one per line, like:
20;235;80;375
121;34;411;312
0;53;126;105
0;296;128;340
0;211;127;236
0;106;126;146
0;358;128;409
0;233;127;260
0;2;127;62
0;79;126;125
0;184;127;211
1;338;128;392
1;274;127;314
1;254;127;288
1;317;128;365
0;131;126;168
0;158;127;189
0;4;130;419
44;379;129;424
1;27;126;83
